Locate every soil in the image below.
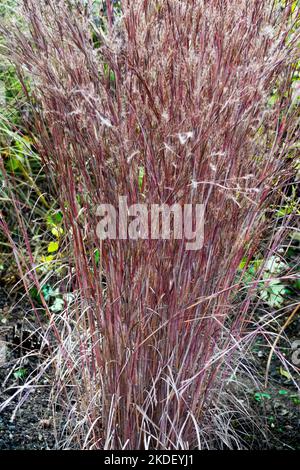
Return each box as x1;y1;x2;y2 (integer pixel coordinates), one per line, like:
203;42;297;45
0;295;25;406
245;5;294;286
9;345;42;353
0;283;299;450
0;286;58;450
249;312;300;450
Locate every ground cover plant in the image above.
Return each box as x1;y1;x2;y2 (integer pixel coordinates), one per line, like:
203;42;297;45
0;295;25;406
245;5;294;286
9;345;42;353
0;0;299;450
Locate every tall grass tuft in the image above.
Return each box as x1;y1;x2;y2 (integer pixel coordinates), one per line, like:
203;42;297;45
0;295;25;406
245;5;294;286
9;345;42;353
1;0;299;449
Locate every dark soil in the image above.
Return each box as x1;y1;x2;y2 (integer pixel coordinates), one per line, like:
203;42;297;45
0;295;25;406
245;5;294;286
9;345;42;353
249;312;300;450
0;283;299;450
0;286;58;450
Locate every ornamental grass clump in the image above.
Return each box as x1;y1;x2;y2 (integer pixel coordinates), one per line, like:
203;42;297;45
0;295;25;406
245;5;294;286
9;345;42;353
1;0;299;449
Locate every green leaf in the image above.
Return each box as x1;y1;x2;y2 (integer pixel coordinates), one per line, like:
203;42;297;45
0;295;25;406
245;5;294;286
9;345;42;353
7;155;21;171
50;297;64;313
260;281;287;308
268;90;279;107
290;395;300;405
279;367;292;380
41;284;55;301
51;226;64;238
13;368;27;380
254;392;271;402
46;211;63;226
29;287;41;303
94;249;100;265
138;166;145;191
264;256;287;275
238;258;247;270
48;241;59;253
294;278;300;292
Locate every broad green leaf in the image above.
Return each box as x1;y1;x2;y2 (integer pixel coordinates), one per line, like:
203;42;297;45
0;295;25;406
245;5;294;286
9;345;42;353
14;368;27;380
48;241;59;253
50;297;64;313
264;256;287;275
254;392;271;402
42;284;55;301
51;226;64;238
46;211;63;226
260;280;287;308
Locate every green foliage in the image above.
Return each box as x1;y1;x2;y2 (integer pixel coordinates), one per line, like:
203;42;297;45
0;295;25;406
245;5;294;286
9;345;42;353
47;241;59;254
239;255;293;309
0;66;24;124
31;283;74;313
138;166;145;191
13;368;27;380
260;281;289;308
254;392;271;402
254;388;300;406
94;248;100;265
275;186;300;218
